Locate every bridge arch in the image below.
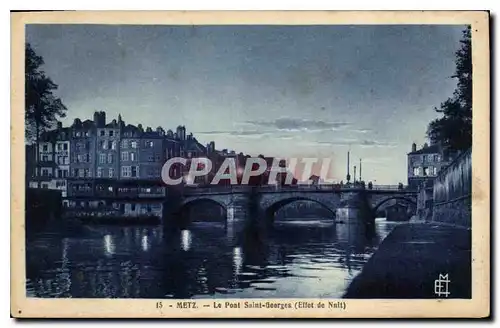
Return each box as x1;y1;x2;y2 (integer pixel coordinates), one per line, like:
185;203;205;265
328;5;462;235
265;197;336;221
175;197;228;226
372;196;417;213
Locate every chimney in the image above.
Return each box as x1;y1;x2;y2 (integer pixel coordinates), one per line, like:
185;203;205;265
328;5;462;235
423;142;428;148
411;142;417;152
93;111;105;127
93;111;100;124
100;111;106;125
57;121;63;129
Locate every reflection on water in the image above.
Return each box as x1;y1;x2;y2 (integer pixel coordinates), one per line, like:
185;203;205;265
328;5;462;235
26;217;399;298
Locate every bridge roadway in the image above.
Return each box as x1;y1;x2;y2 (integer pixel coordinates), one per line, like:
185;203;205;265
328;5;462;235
167;184;418;226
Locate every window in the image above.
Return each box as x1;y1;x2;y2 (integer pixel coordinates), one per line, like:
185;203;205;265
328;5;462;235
42;145;48;151
41;168;49;176
86;154;90;162
434;154;440;162
121;151;129;161
57;144;62;151
145;141;153;148
433;167;438;175
109;168;114;178
97;167;103;178
73;169;78;177
109;130;114;137
131;141;137;149
76;132;81;137
111;141;117;150
102;141;108;150
108;141;113;150
64;156;69;165
63;143;68;150
131;166;138;178
57;169;63;178
41;183;49;189
155;155;160;162
122;166;131;177
130;152;136;161
413;167;420;176
85;131;90;137
42;155;49;162
121;140;128;149
100;153;106;164
100;130;105;136
78;169;84;178
63;170;68;178
423;167;429;176
108;153;113;164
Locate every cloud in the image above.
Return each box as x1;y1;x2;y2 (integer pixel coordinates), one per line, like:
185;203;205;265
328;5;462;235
244;118;351;132
298;139;397;148
194;130;295;140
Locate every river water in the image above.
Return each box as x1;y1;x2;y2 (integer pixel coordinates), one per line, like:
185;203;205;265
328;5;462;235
26;218;399;299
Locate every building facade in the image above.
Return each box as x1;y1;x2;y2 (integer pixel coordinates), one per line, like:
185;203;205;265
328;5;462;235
30;111;215;221
407;142;450;189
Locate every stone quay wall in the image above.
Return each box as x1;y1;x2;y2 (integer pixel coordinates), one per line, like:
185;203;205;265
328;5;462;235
432;148;472;227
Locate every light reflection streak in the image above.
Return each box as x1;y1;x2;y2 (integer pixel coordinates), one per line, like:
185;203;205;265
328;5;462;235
181;230;192;251
103;234;115;257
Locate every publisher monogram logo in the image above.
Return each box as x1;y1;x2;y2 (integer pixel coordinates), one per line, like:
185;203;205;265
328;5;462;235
434;273;451;297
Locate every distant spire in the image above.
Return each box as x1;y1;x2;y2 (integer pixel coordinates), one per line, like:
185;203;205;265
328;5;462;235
346;151;351;182
359;158;362;182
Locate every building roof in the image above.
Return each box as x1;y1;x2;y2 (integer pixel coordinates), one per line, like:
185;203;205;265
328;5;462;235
408;144;441;155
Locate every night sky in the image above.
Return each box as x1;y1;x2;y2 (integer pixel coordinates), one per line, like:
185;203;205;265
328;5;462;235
26;24;465;184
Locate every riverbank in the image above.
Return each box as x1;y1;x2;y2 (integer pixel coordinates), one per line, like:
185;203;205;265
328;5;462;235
344;222;471;298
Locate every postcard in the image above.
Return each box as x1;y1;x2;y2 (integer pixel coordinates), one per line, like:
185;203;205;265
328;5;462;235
11;11;490;318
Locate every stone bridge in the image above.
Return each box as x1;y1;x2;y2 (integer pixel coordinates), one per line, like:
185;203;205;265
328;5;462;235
168;185;417;226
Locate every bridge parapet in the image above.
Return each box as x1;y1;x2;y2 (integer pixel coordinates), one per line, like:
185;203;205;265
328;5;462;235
180;184;416;196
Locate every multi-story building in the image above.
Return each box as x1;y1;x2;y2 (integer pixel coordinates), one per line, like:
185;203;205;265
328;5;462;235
70;117;97;179
120;123;142;179
137;127;166;180
407;142;450;189
53;125;71;198
96;113;121;179
34;131;56;189
30;111;217;221
30;124;71;198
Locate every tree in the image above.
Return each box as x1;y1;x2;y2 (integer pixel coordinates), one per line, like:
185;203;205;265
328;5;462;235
25;43;67;144
427;26;472;153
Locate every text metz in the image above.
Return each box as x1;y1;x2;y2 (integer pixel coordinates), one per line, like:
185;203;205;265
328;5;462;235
177;301;198;309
